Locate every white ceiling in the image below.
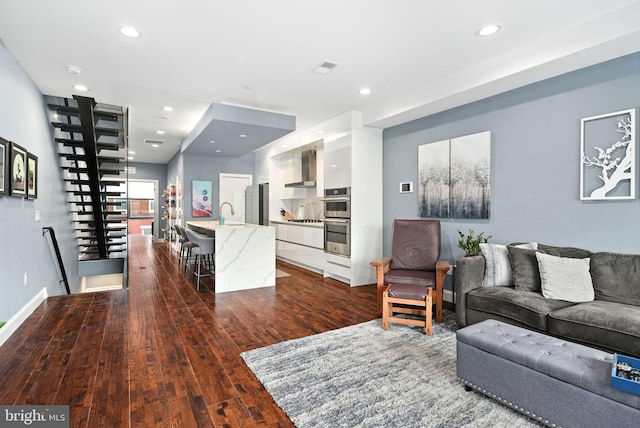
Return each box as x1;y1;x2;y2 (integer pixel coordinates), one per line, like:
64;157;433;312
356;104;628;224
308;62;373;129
1;0;640;164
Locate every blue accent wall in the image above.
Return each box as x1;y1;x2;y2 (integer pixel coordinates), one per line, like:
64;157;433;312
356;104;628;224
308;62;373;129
383;52;640;265
0;41;80;320
168;151;255;222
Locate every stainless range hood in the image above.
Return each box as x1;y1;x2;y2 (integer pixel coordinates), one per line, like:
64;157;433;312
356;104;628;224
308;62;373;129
285;150;317;188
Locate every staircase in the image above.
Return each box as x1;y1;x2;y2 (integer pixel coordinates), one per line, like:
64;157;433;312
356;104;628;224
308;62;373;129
48;95;128;262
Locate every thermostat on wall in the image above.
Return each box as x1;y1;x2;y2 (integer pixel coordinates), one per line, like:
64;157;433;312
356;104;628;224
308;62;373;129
399;182;413;193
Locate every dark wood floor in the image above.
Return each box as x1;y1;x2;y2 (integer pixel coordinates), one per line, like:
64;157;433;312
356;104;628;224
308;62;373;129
0;235;379;427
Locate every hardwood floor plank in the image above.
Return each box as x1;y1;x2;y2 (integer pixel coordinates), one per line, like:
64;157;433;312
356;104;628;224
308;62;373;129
0;235;379;427
87;291;130;428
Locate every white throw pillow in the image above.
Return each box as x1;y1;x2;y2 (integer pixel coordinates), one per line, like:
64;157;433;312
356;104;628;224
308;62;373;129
480;242;538;287
536;252;594;302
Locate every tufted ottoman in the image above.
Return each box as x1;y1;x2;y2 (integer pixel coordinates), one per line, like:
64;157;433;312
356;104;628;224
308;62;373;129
456;320;640;427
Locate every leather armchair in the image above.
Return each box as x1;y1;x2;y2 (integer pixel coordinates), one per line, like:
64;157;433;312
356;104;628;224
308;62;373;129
370;219;450;322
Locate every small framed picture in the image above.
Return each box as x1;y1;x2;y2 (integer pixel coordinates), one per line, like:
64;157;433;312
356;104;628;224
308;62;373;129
0;137;8;196
10;142;27;197
27;152;38;199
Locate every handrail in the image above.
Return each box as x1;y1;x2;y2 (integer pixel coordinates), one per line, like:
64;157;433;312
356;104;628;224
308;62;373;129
42;227;71;294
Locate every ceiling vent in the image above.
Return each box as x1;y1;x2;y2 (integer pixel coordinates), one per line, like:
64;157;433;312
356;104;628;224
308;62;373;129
312;60;339;75
143;139;164;145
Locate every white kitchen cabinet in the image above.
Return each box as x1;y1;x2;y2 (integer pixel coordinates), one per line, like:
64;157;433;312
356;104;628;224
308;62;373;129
324;252;351;281
276;240;324;271
323;133;351;189
274;222;324;272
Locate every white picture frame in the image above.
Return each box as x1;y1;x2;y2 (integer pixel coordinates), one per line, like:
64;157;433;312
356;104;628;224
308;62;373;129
580;109;635;200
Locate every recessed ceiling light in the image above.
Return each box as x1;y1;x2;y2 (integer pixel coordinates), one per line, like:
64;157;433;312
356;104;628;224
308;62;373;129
316;130;324;134
128;150;135;155
215;149;221;153
151;144;160;148
73;84;89;92
66;65;82;74
128;156;134;160
156;130;165;135
163;106;174;112
118;26;141;38
477;25;501;37
239;134;247;138
209;140;216;144
360;88;372;95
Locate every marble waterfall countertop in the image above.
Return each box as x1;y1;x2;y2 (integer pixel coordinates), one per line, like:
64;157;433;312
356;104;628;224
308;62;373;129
186;221;275;293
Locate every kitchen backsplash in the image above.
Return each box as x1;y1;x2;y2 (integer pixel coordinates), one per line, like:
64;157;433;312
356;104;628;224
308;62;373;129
281;197;323;220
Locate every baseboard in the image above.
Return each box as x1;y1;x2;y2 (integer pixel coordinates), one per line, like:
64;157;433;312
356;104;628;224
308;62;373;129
444;289;455;303
0;287;48;347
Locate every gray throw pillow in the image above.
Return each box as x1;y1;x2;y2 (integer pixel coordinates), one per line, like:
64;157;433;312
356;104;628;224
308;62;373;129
508;246;560;292
536;252;594;303
480;242;537;287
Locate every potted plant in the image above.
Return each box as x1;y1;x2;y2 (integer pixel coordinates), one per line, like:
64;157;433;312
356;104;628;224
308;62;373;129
457;229;491;257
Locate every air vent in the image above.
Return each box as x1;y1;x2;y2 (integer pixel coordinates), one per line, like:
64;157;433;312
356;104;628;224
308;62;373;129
312;60;340;75
144;139;164;145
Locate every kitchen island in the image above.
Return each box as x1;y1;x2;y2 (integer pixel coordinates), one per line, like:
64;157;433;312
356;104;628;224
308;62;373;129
186;221;275;293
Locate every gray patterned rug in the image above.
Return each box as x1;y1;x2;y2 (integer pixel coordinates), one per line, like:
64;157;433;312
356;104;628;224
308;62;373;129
241;314;541;427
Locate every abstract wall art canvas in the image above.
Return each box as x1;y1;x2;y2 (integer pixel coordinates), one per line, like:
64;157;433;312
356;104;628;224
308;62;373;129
418;131;491;219
192;180;213;217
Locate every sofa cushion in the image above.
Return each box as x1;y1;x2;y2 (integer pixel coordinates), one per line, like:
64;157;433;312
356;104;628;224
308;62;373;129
538;244;592;259
466;286;575;331
590;252;640;306
480;242;537;287
508;246;560;292
536;252;594;303
384;269;435;287
549;300;640;357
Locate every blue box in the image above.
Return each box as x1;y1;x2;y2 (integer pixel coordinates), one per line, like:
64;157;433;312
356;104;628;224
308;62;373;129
611;353;640;396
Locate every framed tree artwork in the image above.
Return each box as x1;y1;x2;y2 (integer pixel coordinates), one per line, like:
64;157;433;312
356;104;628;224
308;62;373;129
418;131;491;219
27;152;38;199
0;137;8;196
580;109;635;200
10;142;27;197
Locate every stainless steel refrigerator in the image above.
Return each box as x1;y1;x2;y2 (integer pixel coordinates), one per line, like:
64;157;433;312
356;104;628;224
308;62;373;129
245;183;269;225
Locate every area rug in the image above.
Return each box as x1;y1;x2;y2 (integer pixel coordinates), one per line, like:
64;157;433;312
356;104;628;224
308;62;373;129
241;315;541;427
275;269;291;278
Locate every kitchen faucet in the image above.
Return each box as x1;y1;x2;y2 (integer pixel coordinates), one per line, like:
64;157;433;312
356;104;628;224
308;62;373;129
220;201;235;215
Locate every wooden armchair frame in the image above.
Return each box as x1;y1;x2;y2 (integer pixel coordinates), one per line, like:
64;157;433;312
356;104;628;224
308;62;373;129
370;257;450;322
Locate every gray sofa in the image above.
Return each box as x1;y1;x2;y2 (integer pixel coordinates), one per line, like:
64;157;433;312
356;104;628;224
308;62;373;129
455;243;640;357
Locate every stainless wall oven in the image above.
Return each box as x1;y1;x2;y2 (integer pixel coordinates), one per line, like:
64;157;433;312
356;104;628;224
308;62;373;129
323;187;350;218
324;218;350;257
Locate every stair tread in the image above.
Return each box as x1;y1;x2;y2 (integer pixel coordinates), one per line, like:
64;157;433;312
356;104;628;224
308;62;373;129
52;122;122;136
48;104;121;122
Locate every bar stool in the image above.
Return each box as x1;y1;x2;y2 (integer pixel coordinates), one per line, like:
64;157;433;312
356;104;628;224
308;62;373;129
175;225;197;275
184;228;215;291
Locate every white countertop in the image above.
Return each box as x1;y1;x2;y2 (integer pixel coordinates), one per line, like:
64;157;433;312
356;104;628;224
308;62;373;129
187;220;270;230
270;219;324;228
